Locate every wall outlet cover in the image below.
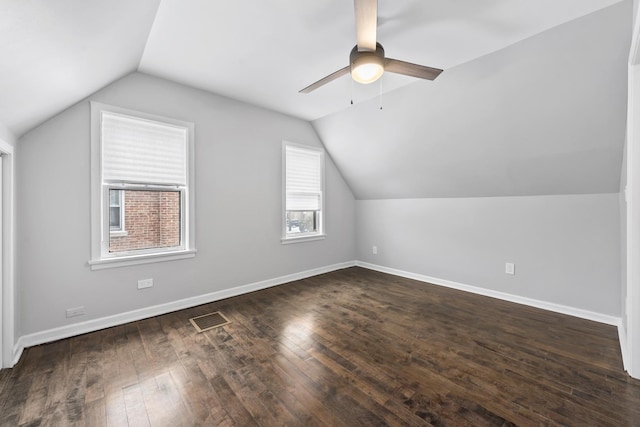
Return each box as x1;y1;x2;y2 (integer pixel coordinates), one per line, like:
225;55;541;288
505;262;515;275
138;278;153;289
66;306;85;318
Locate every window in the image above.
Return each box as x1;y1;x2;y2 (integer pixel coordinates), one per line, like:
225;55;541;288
283;142;325;243
108;189;181;252
109;189;124;233
90;102;196;269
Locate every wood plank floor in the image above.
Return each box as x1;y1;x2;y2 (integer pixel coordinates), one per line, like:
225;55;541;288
1;267;639;426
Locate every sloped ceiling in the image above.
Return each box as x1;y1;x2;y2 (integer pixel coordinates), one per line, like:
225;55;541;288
0;0;160;137
314;1;632;198
138;0;622;123
0;0;631;198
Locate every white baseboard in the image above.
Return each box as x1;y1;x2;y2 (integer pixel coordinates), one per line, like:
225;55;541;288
13;261;356;362
11;260;624;369
618;322;629;372
12;340;23;367
356;261;622;326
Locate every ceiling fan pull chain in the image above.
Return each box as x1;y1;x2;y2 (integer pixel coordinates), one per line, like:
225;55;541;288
379;77;383;110
350;78;354;105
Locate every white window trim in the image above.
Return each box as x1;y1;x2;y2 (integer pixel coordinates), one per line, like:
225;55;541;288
281;234;326;244
89;102;196;270
281;141;326;244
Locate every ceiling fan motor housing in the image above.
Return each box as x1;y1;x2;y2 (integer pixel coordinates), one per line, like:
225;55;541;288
350;42;385;84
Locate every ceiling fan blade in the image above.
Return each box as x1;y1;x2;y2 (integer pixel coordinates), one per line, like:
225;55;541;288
299;66;350;94
385;58;443;81
354;0;377;52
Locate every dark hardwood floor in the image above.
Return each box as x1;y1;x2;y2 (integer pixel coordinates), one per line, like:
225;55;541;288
1;267;639;426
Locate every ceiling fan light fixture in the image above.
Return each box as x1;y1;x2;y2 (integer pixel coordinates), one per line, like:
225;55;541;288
299;2;444;94
351;59;384;84
350;44;385;84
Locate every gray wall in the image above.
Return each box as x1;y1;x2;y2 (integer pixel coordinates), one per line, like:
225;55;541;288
16;72;356;336
356;193;621;316
0;122;15;146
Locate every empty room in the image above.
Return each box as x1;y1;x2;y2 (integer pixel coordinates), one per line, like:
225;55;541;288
1;0;640;425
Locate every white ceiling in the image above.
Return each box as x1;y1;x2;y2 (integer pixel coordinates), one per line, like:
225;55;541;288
0;0;623;137
139;0;622;122
314;1;631;198
0;0;160;137
0;0;631;199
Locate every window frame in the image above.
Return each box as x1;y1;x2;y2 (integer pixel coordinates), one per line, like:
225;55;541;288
282;141;326;244
89;102;196;270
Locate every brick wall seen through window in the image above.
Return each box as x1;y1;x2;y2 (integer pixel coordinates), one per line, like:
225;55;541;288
109;190;181;252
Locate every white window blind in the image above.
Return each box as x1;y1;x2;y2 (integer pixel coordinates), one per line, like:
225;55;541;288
285;145;322;211
101;112;187;186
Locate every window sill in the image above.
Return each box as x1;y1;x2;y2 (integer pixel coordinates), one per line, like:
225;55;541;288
281;234;326;245
109;230;128;237
88;249;197;270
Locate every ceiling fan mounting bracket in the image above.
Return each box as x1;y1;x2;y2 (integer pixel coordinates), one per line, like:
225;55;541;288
350;42;385;64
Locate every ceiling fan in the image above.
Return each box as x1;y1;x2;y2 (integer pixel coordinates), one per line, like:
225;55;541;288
299;0;443;94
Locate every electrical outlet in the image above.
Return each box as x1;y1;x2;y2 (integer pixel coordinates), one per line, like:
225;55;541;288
66;306;85;318
372;245;378;254
138;278;153;289
505;262;515;275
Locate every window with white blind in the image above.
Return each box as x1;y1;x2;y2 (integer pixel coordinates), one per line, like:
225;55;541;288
89;102;196;269
283;142;325;243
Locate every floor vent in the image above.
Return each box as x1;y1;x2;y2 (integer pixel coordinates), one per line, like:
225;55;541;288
189;311;231;333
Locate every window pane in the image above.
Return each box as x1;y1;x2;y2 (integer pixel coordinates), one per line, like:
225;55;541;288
109;189;123;230
109;190;181;253
109;207;121;229
109;190;120;206
286;211;317;234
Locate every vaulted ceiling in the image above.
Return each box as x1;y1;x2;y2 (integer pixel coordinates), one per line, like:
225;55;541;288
315;2;631;198
0;0;632;198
